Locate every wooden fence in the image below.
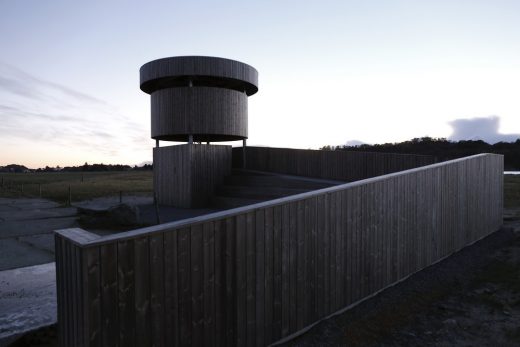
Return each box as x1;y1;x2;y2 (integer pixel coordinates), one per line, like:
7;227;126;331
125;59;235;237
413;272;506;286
233;146;437;182
55;153;503;346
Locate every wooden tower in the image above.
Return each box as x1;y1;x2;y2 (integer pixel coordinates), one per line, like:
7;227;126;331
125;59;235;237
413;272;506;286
140;56;259;207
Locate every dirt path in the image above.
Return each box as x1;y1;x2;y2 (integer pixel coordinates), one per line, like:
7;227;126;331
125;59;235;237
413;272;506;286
0;198;77;271
283;215;520;346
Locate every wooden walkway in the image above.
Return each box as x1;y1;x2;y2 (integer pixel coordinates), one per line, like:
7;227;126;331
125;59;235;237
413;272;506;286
233;146;437;181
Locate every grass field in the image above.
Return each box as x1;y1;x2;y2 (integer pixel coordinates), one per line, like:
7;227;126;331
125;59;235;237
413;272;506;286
0;171;152;204
1;171;518;208
504;174;520;209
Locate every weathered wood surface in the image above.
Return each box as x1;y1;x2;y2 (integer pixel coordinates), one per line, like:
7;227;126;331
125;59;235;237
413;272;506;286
153;144;232;207
140;56;258;96
233;146;437;182
151;87;248;142
55;153;503;346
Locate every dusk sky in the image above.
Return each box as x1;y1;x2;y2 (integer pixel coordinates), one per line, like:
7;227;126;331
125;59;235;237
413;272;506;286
1;0;520;168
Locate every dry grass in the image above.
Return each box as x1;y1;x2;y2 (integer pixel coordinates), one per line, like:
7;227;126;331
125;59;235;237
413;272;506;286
0;171;152;204
1;172;517;207
504;174;520;209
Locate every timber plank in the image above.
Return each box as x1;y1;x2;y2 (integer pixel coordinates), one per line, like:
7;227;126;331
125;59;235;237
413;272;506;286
329;194;337;310
273;205;283;340
344;188;352;306
296;200;305;329
264;207;274;343
134;237;151;347
178;227;192;346
307;197;317;323
225;217;236;346
85;246;102;346
255;209;265;347
335;191;344;308
245;212;256;347
71;242;79;345
288;202;298;333
118;239;135;347
164;230;179;347
316;195;325;317
191;224;204;346
100;243;118;347
281;203;291;336
203;222;216;346
150;234;165;347
214;220;226;347
323;193;331;313
235;214;247;347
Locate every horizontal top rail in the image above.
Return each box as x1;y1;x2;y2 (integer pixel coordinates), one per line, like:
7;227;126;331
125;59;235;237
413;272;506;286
55;153;501;247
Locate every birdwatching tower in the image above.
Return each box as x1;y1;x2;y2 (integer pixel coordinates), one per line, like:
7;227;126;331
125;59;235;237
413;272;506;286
140;56;259;207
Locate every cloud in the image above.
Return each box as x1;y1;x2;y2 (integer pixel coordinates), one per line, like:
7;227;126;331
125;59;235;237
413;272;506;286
0;62;107;105
0;62;149;161
448;116;520;144
0;76;42;99
344;139;367;147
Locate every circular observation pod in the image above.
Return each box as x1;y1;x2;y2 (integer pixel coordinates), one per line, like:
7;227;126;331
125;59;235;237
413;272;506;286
140;56;258;142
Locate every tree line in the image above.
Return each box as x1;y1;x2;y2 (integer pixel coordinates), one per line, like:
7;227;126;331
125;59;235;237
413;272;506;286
0;163;153;173
323;137;520;170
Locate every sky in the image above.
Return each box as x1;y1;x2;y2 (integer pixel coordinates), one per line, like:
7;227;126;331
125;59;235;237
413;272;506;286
1;0;520;168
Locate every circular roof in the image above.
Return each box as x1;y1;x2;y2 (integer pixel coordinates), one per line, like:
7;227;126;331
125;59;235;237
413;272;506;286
140;56;258;95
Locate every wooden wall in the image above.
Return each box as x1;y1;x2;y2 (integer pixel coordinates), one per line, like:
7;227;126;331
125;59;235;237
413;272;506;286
151;87;248;142
154;144;232;207
233;146;437;182
55;153;503;346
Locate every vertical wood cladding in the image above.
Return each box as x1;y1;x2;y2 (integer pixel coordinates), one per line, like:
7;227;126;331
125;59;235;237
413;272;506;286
153;144;232;207
234;146;438;181
56;153;503;346
151;87;248;141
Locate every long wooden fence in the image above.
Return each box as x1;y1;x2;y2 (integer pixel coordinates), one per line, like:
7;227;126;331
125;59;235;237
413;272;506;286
55;153;503;346
232;146;437;181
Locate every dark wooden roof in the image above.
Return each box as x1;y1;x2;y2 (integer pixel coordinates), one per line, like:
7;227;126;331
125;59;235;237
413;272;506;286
140;56;258;95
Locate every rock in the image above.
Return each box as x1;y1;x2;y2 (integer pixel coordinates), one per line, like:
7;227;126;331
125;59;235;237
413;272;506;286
474;287;494;295
78;203;140;227
443;319;458;328
438;304;450;311
107;204;140;226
